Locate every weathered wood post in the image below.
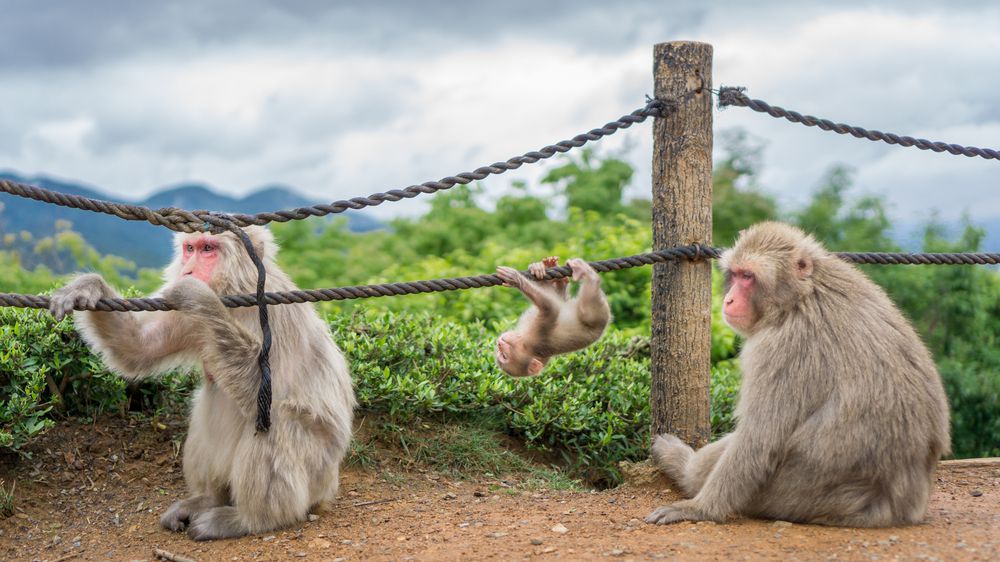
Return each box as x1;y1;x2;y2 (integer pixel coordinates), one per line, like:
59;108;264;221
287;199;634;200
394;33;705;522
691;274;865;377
650;41;713;447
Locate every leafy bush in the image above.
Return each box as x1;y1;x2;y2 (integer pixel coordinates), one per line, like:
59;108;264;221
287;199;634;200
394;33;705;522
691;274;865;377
0;306;196;456
940;359;1000;458
337;310;738;486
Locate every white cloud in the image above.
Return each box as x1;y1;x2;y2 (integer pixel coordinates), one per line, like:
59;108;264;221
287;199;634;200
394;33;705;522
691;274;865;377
0;2;997;232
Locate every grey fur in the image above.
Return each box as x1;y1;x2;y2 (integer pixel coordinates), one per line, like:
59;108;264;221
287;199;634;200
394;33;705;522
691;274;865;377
49;226;356;540
646;222;951;527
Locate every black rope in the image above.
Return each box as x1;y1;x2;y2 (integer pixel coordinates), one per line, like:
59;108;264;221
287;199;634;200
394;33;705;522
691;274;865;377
717;86;1000;161
7;247;1000;314
231;225;273;433
0;98;673;234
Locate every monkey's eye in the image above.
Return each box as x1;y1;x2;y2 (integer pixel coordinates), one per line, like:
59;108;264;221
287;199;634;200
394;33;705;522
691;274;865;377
741;271;754;281
203;243;215;252
186;244;194;253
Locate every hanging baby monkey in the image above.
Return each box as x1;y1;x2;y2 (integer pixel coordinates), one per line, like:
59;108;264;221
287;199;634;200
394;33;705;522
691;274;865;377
495;256;611;376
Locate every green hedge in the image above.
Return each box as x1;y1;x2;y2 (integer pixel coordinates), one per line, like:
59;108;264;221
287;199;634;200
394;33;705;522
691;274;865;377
4;305;998;483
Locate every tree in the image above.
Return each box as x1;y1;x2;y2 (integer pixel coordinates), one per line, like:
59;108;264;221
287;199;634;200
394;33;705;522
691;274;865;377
542;148;633;214
711;130;778;246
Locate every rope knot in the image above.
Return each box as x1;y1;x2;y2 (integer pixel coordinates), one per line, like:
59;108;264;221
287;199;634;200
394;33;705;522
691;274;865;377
717;86;748;109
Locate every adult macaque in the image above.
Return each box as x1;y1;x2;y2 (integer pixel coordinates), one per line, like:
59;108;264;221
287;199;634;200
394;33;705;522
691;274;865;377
495;256;611;377
49;226;355;540
647;222;950;527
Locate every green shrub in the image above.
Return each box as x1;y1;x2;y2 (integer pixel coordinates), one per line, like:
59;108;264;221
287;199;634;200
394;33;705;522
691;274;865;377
336;310;739;486
0;306;196;456
0;306;120;455
940;359;1000;458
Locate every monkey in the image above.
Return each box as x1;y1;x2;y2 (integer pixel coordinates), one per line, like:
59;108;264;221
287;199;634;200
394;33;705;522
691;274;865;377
646;221;950;528
48;225;356;541
494;256;611;377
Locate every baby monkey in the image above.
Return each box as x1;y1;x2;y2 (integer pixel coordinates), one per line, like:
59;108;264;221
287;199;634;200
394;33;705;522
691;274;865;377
495;256;611;377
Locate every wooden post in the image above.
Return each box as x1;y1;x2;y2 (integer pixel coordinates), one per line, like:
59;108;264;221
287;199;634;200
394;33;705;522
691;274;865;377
650;41;713;447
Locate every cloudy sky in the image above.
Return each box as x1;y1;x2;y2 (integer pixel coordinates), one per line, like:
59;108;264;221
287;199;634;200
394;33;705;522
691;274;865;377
1;1;997;229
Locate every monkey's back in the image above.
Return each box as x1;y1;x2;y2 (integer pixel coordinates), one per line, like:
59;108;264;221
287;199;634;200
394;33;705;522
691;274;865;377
739;255;950;525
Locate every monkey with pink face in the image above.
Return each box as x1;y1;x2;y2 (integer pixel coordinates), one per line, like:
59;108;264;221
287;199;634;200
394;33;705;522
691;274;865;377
647;222;950;527
495;256;611;377
49;226;355;540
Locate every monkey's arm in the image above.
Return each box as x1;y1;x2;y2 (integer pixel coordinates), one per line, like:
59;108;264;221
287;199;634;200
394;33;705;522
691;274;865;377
163;277;262;417
496;266;560;321
646;381;798;524
50;274;195;378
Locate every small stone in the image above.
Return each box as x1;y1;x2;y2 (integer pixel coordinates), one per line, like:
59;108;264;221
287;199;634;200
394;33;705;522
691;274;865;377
530;538;543;545
307;513;319;522
443;492;457;500
263;535;277;542
772;520;793;527
551;523;569;534
458;522;470;528
606;549;625;557
294;552;307;558
308;538;331;549
543;547;557;553
627;518;641;527
473;491;487;497
487;531;508;538
971;489;983;497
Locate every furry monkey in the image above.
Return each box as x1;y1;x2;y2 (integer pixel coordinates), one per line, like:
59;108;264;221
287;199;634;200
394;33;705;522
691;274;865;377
49;226;356;540
495;256;611;376
646;221;950;527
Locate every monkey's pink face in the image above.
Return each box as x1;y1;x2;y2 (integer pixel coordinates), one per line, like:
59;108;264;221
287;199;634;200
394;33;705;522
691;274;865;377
496;331;519;366
180;235;221;284
723;267;758;333
496;332;545;377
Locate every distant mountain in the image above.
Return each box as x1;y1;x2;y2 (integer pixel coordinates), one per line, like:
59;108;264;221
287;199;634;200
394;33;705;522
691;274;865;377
0;172;383;269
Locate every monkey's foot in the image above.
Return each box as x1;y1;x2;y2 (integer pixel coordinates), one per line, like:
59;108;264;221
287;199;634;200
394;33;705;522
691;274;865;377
567;258;597;281
644;501;715;525
496;266;523;287
160;500;193;532
650;433;694;480
188;506;249;541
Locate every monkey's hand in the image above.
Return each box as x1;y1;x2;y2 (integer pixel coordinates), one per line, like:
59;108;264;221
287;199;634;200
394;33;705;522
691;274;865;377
163;277;226;318
644;500;720;525
529;256;560;280
496;266;525;288
49;273;110;321
567;258;599;283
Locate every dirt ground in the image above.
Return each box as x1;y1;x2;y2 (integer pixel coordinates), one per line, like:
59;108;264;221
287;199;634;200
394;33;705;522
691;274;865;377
1;416;998;562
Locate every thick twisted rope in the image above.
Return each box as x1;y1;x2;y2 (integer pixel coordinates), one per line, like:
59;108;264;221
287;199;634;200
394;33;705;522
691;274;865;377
717;87;1000;161
0;99;672;234
6;247;1000;313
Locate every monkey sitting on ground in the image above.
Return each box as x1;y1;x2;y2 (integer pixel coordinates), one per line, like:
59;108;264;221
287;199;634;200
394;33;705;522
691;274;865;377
495;256;611;377
646;221;950;527
49;226;356;541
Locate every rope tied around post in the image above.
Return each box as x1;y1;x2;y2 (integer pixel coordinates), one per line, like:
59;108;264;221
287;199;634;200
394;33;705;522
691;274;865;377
716;86;1000;161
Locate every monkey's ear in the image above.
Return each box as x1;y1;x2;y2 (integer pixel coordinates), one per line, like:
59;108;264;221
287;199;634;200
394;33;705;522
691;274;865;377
527;358;545;376
243;226;276;260
795;252;814;280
